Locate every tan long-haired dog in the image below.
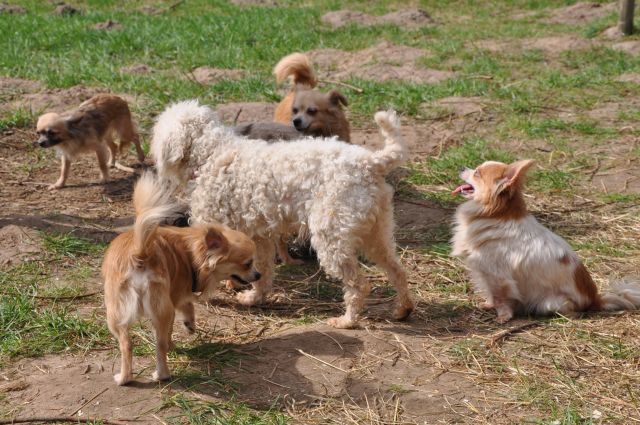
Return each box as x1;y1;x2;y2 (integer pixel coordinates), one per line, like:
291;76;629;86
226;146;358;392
35;94;145;190
273;53;351;143
451;159;640;323
102;173;260;385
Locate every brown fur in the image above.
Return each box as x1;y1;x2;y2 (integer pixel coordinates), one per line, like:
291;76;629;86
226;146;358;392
273;52;351;143
573;262;600;310
102;174;260;385
234;122;302;141
35;94;145;190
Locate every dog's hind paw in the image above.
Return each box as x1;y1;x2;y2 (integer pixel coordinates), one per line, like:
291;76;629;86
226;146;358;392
183;321;196;334
114;372;132;386
236;289;263;306
393;302;415;321
151;370;170;382
327;315;358;329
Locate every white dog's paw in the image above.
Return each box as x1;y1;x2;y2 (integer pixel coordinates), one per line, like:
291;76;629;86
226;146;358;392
236;289;263;306
151;370;170;382
114;372;132;386
327;315;357;329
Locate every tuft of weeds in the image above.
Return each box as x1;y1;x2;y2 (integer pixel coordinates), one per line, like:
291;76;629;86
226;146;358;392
42;232;105;258
0;108;34;132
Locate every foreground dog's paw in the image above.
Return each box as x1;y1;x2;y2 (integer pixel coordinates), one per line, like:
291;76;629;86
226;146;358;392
393;303;415;321
151;370;170;382
48;183;63;191
114;372;132;386
327;316;357;329
183;321;196;334
236;289;263;306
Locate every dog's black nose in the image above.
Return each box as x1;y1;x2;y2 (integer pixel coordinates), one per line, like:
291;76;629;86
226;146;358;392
254;272;261;281
292;118;302;128
459;167;466;173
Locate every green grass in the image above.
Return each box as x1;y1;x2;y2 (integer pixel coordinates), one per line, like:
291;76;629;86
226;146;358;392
42;232;105;258
0;262;109;365
0;108;34;131
165;393;289;425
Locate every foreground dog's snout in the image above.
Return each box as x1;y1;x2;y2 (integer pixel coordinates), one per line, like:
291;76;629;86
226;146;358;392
250;271;261;282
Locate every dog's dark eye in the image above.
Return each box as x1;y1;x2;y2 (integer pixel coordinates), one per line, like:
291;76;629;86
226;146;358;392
47;130;56;136
307;107;317;115
292;107;299;114
244;260;253;269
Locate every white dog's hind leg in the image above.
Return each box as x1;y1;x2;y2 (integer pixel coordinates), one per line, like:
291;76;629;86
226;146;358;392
237;236;274;306
361;190;414;320
327;260;370;329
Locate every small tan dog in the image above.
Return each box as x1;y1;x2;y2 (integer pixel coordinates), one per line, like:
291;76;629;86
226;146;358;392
452;159;640;322
273;53;350;143
102;172;260;385
35;94;145;190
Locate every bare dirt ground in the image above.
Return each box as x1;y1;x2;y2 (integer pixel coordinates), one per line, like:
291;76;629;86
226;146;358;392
321;8;434;29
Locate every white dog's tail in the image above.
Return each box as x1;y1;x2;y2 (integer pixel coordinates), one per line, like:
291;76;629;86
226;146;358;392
367;110;407;175
150;100;217;183
274;53;317;88
597;278;640;311
131;172;182;263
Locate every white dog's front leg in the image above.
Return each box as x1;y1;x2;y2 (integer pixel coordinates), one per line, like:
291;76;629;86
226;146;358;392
237;236;274;306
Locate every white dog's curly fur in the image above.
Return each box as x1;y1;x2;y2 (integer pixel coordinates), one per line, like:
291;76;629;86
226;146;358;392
151;100;414;328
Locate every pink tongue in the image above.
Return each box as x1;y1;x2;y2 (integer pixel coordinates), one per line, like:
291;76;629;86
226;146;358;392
452;184;472;195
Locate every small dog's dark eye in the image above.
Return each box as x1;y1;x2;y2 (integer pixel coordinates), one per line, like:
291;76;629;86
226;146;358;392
244;260;253;269
307;107;317;115
47;130;56;136
292;108;299;114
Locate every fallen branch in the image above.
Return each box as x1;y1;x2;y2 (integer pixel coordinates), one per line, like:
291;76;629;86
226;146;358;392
296;349;349;373
487;321;540;347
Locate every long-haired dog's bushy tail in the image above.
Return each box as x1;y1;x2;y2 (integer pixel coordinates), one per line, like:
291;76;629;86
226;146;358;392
274;53;317;88
131;172;183;264
598;278;640;311
150;100;217;183
368;110;407;175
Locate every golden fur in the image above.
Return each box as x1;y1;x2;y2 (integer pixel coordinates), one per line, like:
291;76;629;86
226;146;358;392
35;94;145;190
273;52;351;143
102;173;260;385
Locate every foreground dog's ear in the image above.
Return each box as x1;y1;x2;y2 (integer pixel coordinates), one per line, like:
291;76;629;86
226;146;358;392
328;90;348;107
499;159;535;193
205;228;230;267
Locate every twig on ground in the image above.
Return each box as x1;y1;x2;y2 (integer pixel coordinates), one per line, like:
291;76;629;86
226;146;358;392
297;349;349;373
487;321;540;347
68;387;109;416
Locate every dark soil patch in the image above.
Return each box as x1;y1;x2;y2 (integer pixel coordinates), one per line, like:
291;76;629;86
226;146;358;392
93;20;122;31
321;8;434;29
215;102;276;124
0;4;26;14
308;42;453;84
0;225;43;267
191;67;246;85
54;3;81;16
120;64;153;75
545;2;616;25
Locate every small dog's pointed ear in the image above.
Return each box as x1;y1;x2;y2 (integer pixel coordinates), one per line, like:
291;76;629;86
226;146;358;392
205;227;229;267
64;113;83;129
504;159;535;188
328;90;348;107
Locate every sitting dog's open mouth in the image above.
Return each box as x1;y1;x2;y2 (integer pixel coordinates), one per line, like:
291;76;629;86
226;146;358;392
231;274;251;286
453;183;475;198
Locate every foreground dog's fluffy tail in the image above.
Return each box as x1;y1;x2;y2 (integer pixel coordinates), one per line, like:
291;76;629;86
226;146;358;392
597;278;640;311
367;110;407;175
150;100;217;183
274;53;317;88
131;172;182;263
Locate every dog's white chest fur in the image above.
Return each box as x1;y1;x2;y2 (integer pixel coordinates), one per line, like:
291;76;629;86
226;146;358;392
451;201;589;314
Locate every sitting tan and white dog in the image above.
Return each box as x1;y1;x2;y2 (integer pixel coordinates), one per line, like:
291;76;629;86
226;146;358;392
451;159;640;322
150;101;414;328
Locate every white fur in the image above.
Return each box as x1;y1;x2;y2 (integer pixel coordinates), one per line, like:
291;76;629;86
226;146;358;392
151;102;414;328
452;194;640;321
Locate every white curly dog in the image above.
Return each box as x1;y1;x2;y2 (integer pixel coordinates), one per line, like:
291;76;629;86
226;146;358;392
150;100;414;328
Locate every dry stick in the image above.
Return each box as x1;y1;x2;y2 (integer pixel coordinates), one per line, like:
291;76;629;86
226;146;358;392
318;79;364;93
232;107;243;126
487;322;540;347
68;387;109;416
296;349;349;373
0;417;135;425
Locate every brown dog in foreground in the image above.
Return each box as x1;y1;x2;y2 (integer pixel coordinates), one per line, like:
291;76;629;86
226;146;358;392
35;94;145;190
102;173;260;385
273;53;351;143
